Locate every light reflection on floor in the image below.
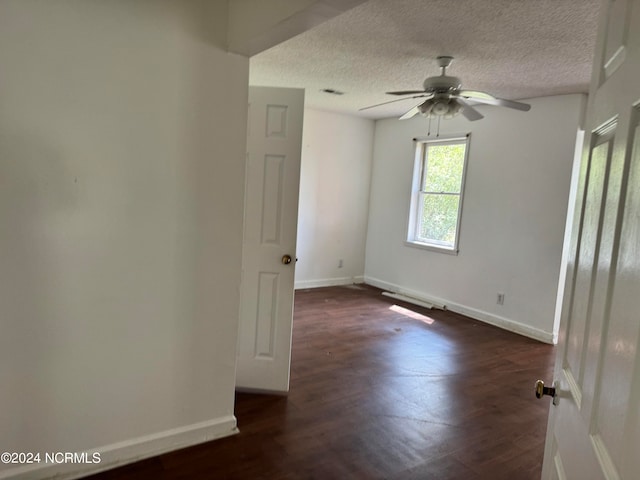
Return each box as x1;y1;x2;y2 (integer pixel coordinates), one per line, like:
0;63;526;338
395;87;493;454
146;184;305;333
389;304;435;325
381;303;461;432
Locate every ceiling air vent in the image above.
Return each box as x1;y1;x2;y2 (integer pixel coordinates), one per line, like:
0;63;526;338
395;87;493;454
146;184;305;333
320;88;344;95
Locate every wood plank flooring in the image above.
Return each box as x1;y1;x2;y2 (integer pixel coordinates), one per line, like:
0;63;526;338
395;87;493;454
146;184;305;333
85;284;555;479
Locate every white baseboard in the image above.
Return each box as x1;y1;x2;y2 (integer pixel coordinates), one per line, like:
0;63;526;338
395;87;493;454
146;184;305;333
445;299;555;344
365;276;450;309
381;292;442;310
0;416;238;480
365;276;555;344
295;275;364;290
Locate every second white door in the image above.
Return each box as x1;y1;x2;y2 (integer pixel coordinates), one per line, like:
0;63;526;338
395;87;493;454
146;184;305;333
541;0;640;478
236;86;304;393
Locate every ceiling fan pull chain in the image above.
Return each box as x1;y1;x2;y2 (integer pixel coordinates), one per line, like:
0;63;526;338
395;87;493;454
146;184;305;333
436;115;441;137
427;116;432;136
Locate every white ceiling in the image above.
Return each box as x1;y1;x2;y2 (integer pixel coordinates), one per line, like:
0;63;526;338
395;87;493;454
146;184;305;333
249;0;600;119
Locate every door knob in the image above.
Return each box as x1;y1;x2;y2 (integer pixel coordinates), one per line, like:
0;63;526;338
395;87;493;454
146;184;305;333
535;380;556;400
282;254;292;265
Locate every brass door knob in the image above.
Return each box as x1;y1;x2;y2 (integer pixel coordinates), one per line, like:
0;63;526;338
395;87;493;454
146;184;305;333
282;254;292;265
535;380;556;399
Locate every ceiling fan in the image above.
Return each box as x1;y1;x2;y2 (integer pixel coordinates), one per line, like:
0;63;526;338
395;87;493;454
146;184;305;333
361;56;531;121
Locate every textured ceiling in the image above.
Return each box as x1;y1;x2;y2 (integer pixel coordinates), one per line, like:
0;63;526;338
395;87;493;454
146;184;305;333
249;0;600;119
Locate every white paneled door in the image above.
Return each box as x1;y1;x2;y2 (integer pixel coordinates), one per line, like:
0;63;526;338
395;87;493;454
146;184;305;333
236;87;304;393
541;1;640;478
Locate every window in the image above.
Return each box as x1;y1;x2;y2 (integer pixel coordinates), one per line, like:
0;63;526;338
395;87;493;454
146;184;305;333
406;135;470;253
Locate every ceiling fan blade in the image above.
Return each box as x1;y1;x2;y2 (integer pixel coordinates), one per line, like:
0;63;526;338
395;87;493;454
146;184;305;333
359;94;430;111
456;98;484;121
458;90;496;101
458;92;531;111
386;90;428;96
399;105;421;120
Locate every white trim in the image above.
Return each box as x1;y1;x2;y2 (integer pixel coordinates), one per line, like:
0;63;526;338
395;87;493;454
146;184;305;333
364;276;555;344
381;292;439;310
413;133;469;143
0;416;238;480
295;276;364;290
404;240;458;255
553;129;585;341
365;276;449;309
554;452;568;480
590;434;621;480
563;367;583;409
448;298;556;344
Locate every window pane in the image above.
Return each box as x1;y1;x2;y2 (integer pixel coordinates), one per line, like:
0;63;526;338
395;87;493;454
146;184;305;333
418;193;460;246
408;136;469;252
423;143;465;193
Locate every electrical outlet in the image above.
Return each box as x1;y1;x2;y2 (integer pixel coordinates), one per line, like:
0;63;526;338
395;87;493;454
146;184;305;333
338;259;343;268
497;293;505;305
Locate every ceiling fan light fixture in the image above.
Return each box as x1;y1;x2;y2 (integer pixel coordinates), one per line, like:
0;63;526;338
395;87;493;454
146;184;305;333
445;100;463;119
431;100;451;115
418;97;462;118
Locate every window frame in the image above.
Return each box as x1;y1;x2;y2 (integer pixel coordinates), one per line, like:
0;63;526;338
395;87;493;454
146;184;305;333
405;134;471;254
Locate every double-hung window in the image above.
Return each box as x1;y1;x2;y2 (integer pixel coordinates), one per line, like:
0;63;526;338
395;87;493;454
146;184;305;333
407;135;470;253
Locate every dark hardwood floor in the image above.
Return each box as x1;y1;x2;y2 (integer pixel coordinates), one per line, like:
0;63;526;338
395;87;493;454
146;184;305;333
86;284;555;479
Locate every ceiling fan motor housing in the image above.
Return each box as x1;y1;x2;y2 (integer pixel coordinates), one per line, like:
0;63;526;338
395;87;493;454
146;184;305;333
423;75;462;93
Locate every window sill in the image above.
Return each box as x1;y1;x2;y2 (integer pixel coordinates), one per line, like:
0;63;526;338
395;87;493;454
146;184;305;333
404;240;459;255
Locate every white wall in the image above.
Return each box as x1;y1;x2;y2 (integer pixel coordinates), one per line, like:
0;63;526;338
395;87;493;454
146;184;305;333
0;1;248;478
295;109;374;289
229;0;368;56
365;94;585;343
